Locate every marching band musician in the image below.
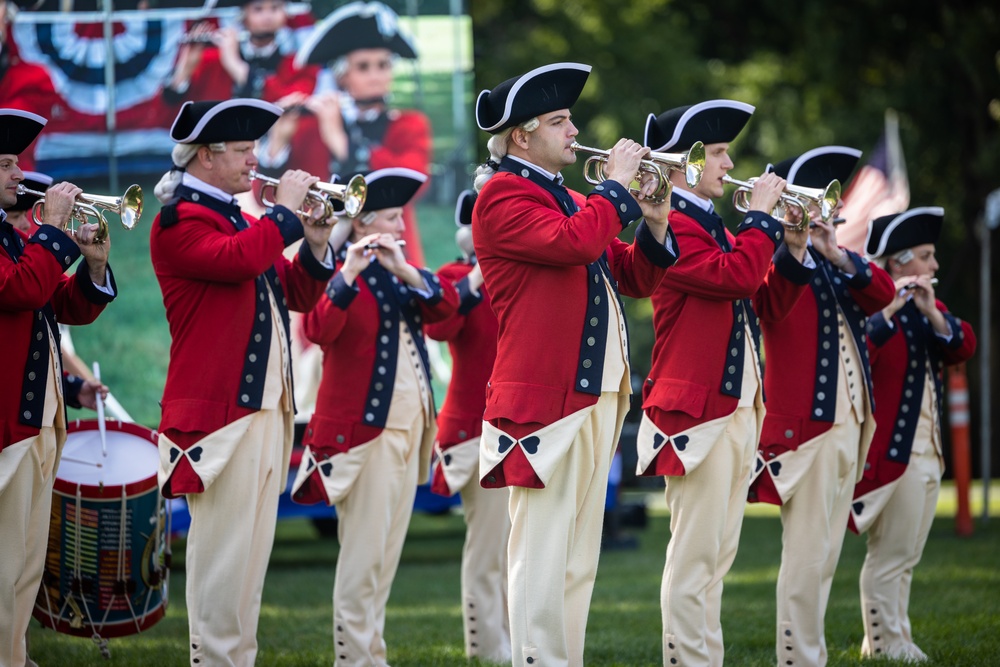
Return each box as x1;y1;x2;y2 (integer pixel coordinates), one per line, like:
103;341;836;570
289;167;458;667
851;207;976;661
636;100;814;667
424;189;511;664
747;147;896;667
0;108;116;667
150;98;335;667
163;0;316;106
473;62;678;667
258;1;431;265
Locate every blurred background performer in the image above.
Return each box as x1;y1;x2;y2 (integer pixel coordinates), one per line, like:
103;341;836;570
289;168;457;667
851;207;976;661
636;100;811;667
259;1;431;264
424;189;511;664
747;146;895;667
150;98;335;667
474;62;677;667
0;108;116;667
163;0;316;105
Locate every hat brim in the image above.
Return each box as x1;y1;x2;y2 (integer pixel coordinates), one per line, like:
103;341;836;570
0;109;47;156
865;207;944;259
294;2;417;68
645;100;755;152
170;99;282;144
361;167;427;211
476;62;591;134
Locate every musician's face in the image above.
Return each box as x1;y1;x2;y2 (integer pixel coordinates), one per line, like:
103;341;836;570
891;243;938;279
6;210;30;233
341;49;394;103
688;142;732;200
516;109;578;175
364;207;405;240
0;153;23;210
243;0;286;37
209;141;258;196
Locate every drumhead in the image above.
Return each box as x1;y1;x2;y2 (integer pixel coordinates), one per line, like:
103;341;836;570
58;420;159;488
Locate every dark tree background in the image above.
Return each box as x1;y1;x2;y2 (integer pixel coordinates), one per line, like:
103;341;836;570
467;0;999;475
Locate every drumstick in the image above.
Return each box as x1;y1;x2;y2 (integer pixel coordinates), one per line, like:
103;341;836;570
94;362;107;458
59;455;104;468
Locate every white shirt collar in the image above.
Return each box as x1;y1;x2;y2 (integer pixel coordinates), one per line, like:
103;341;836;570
506;155;564;185
182;173;239;206
674;187;714;213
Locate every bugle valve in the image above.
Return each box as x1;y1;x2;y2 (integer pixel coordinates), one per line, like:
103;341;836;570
571;141;705;204
722;175;841;232
250;170;368;222
22;183;143;244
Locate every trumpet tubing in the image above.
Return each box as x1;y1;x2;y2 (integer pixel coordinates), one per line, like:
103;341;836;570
250;170;367;222
571;141;705;205
21;183;143;243
722;175;842;232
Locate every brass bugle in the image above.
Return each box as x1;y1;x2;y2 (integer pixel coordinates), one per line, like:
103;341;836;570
364;240;406;250
21;183;143;244
250;170;368;222
722;175;841;232
571;141;705;204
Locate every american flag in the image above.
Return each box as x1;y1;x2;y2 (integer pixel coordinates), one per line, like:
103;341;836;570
838;109;910;254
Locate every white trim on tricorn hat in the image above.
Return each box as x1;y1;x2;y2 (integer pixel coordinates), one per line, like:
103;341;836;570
361;167;427;212
865;206;944;259
773;145;862;187
294;1;416;68
454;189;475;227
0;108;47;156
476;62;592;134
643;99;755;152
169;98;282;144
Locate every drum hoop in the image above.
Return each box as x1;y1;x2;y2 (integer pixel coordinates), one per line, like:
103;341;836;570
54;419;159;498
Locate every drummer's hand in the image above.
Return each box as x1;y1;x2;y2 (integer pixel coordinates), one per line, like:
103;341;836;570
78;379;109;411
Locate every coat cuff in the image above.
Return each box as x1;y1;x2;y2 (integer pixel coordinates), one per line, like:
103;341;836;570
843;250;875;289
773;243;816;285
635;219;679;269
264;205;304;247
588;180;643;229
456;274;483;315
75;260;117;304
29;224;80;270
735;211;784;251
417;268;445;306
866;311;896;347
63;373;84;409
297;240;336;282
941;312;966;350
325;271;359;310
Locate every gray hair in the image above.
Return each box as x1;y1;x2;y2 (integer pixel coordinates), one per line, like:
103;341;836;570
473;117;540;193
153;142;226;203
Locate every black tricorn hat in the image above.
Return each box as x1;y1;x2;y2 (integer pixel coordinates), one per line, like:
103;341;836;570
361;167;427;212
770;146;862;188
644;99;754;152
9;171;53;212
206;0;288;7
454;189;475;227
865;207;944;259
0;109;47;156
294;1;416;68
476;62;591;134
170;99;282;144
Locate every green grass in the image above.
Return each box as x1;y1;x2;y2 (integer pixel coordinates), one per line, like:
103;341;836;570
25;490;1000;666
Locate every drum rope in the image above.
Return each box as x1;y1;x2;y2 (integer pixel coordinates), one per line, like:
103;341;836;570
73;487;109;653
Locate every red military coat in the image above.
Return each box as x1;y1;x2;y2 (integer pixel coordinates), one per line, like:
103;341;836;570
640;196;810;477
1;221;115;450
424;259;498;496
150;187;332;495
283;109;432;265
289;252;458;505
849;298;976;532
473;158;677;488
749;248;896;504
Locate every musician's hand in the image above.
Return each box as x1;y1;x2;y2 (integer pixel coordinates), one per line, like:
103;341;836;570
274;169;319;212
604;139;648;190
77;379;109;411
782;211;809;261
216;27;249;85
172;21;211;86
809;205;841;261
883;276;914;320
301;205;334;262
908;274;938;315
266;93;308;156
307;92;348;161
75;222;111;283
467;262;485;292
747;172;785;215
339;232;379;286
41;182;83;233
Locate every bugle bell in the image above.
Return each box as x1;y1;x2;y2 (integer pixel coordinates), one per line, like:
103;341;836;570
250;170;368;222
22;183;143;244
571;141;705;204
